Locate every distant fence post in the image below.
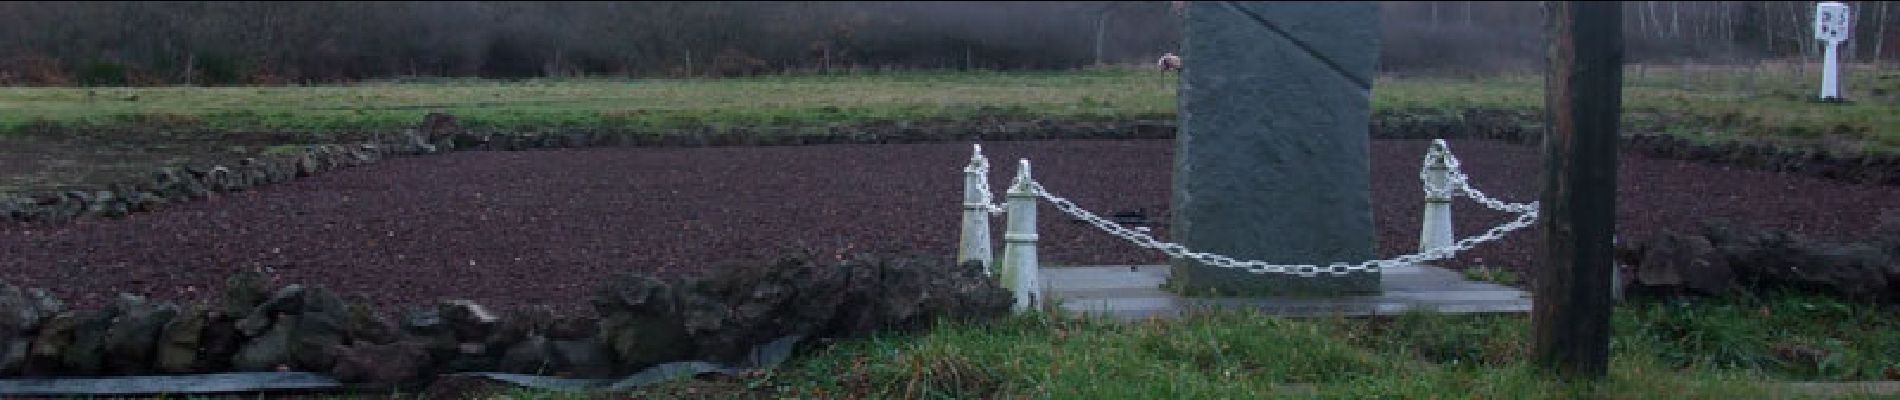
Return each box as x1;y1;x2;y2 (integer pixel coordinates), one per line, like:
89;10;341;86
1000;159;1042;313
1418;140;1456;256
958;145;995;275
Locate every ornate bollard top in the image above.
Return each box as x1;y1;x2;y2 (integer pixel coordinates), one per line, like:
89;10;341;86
1426;139;1452;169
965;144;989;173
1009;159;1035;194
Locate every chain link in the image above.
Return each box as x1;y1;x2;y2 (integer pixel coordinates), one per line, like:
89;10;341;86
965;147;1007;215
1019;139;1539;277
1432;140;1537;214
1420;144;1457;200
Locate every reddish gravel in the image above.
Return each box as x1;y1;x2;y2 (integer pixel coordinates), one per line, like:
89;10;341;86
3;139;1895;311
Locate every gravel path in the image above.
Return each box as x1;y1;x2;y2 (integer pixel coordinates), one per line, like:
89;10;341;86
4;139;1894;310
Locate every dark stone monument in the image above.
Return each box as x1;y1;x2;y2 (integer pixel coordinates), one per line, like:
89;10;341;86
1167;1;1381;296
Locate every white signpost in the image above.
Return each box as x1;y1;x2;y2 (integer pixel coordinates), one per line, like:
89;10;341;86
1815;1;1850;101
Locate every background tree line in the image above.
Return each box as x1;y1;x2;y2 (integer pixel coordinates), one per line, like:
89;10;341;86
0;1;1891;86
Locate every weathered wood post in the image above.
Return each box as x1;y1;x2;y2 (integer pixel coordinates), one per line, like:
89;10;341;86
1418;139;1455;255
1534;0;1622;380
958;144;995;275
1000;159;1042;312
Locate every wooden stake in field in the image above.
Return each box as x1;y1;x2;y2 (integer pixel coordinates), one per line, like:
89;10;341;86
1534;1;1621;380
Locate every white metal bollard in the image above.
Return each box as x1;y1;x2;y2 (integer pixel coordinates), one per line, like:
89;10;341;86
958;144;995;275
1418;139;1455;258
1000;159;1042;312
1612;235;1625;303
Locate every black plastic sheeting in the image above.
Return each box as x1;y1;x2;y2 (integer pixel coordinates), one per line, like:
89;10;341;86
0;372;343;396
449;334;805;392
0;335;804;396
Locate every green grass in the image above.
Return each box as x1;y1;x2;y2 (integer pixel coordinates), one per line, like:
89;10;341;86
1460;265;1521;285
572;292;1895;399
0;68;1178;134
1;65;1893;151
59;294;1894;399
1385;63;1900;153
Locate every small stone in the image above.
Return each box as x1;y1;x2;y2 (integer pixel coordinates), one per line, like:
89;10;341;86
0;196;21;222
0;283;60;336
237;284;306;336
330;340;430;386
60;309;118;375
233;314;298;372
86;190;127;218
599;311;691;372
196;313;242;372
402;307;460;364
544;315;598;341
123;189;163;213
403;308;444;335
206;166;234;192
154;306;208;374
497;335;552;374
420;112;461;141
547;338;616;378
485;306;553;350
439;300;499;342
27;312;75;360
21;312;73;375
590;274;676;314
292;287;349;371
295;154;320;177
344;302;401;345
222;271;271;317
1636;231;1734;295
62;191;92;209
0;338;28;376
265;158;296;183
102;294;179;374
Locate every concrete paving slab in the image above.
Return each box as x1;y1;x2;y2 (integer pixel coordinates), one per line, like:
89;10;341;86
1044;264;1532;319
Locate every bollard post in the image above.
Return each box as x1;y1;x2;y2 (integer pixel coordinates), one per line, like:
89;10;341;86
1000;159;1042;312
958;144;995;275
1418;139;1456;259
1611;235;1624;303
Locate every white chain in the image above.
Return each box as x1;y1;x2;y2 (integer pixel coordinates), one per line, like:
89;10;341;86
1430;141;1537;214
1420;146;1457;200
966;148;1007;215
1021;140;1538;277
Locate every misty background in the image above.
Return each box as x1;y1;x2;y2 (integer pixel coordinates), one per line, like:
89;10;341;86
0;1;1892;85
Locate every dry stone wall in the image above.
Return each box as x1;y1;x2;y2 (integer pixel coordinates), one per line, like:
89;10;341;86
1617;214;1900;302
0;252;1010;388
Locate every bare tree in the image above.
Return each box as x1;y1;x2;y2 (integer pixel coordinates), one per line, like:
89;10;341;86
1878;1;1890;67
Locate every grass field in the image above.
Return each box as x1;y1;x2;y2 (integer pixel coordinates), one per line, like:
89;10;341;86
535;293;1896;399
0;65;1893;151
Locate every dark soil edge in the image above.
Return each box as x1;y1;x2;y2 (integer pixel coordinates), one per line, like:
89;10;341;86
4;110;1895;227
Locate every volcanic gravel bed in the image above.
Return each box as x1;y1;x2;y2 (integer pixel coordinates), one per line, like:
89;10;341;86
3;139;1895;311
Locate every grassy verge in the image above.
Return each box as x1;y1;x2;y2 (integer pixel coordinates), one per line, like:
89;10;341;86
0;69;1179;134
37;297;1892;399
2;66;1893;151
544;292;1894;399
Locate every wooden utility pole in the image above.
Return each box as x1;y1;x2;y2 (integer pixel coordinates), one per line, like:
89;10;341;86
1535;1;1622;380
